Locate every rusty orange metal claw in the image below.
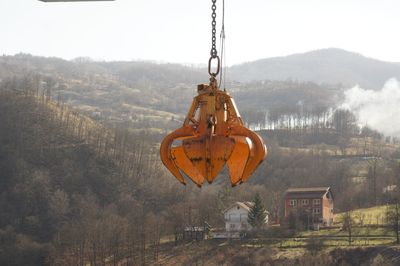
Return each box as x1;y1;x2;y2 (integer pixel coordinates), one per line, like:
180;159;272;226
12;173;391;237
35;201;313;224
160;78;267;187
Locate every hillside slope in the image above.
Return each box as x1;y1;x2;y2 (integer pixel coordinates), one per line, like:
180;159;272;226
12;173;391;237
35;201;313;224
155;242;400;266
0;90;181;265
230;48;400;89
0;54;340;131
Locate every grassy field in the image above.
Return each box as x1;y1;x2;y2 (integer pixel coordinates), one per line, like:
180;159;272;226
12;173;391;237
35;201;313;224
335;205;392;225
155;239;400;265
153;205;400;265
155;205;400;265
233;205;399;250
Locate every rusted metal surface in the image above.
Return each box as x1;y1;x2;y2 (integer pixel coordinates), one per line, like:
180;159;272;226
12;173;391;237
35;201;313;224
160;78;267;187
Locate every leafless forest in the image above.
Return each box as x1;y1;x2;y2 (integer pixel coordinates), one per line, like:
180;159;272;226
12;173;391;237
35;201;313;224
1;53;400;265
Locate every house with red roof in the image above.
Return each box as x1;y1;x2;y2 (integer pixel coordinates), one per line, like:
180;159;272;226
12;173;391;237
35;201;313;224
284;187;334;227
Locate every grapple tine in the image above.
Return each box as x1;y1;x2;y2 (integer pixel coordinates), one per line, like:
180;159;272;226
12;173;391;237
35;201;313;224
181;136;235;184
171;146;205;187
230;126;267;182
160;126;194;185
227;136;250;186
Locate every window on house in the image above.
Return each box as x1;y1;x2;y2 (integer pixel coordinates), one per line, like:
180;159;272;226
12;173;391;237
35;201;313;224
313;208;321;214
230;224;235;229
301;199;309;205
289;200;297;206
229;214;239;221
313;199;321;205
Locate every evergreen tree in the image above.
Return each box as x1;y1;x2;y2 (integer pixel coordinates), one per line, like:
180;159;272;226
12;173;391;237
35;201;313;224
248;193;267;230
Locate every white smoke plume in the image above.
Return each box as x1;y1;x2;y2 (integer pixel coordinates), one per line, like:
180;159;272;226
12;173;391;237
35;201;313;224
340;78;400;137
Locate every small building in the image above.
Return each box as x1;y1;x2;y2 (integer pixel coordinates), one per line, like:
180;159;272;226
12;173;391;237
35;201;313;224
382;185;398;203
224;201;268;232
284;187;334;227
182;226;208;241
180;222;211;242
383;185;397;193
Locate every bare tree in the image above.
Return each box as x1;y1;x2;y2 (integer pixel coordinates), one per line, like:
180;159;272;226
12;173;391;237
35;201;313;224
342;211;354;245
387;203;400;244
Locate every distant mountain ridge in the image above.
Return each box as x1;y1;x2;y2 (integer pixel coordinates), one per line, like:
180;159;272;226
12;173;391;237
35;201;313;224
229;48;400;89
3;49;400;90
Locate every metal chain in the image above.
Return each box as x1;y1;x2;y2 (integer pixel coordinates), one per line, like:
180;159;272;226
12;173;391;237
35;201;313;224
208;0;220;77
210;0;217;58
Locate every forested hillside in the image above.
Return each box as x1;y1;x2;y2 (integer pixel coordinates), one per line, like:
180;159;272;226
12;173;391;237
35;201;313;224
0;54;342;132
1;52;400;265
0;54;206;132
1;80;400;264
3;50;398;136
0;88;183;265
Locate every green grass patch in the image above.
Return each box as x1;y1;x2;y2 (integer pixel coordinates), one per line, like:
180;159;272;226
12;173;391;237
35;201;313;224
335;205;393;225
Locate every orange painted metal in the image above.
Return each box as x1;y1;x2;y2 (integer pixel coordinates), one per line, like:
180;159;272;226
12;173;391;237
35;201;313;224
160;78;267;187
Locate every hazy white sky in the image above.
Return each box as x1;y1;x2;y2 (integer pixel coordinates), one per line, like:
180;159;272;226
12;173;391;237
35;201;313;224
1;0;400;65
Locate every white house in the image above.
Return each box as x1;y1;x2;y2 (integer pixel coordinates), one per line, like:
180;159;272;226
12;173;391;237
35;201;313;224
223;202;269;232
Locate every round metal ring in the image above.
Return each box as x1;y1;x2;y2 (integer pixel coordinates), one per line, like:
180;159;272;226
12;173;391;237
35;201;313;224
208;56;220;77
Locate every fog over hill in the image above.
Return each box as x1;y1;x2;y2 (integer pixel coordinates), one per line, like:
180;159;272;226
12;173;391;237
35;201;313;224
229;48;400;89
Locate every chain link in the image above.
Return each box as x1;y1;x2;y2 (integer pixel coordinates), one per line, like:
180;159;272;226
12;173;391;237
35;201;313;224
210;0;218;58
208;0;220;77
